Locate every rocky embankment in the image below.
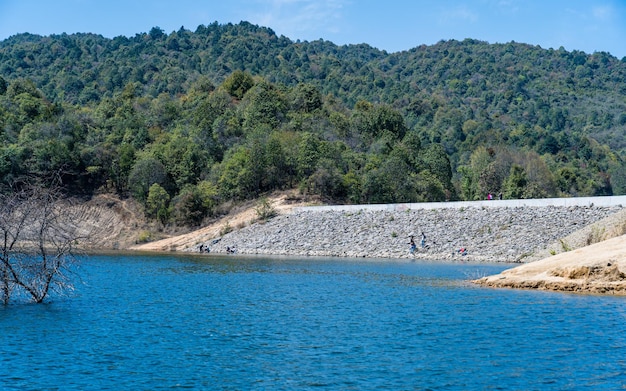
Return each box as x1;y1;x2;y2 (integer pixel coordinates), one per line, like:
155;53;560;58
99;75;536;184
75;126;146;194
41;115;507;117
197;204;626;263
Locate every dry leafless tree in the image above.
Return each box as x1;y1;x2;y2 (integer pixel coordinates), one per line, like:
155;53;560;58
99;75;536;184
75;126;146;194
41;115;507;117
0;184;87;304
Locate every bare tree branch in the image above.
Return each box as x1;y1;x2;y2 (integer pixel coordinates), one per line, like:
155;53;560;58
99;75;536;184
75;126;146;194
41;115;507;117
0;181;85;304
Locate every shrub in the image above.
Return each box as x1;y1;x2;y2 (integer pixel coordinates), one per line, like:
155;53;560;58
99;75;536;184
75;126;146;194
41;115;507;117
255;197;277;221
220;221;233;236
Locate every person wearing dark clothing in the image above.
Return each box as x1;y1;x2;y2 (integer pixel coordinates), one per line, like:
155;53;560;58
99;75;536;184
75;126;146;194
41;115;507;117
409;235;417;255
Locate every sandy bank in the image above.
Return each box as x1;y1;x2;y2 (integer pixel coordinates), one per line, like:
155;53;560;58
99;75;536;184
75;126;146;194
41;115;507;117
474;234;626;295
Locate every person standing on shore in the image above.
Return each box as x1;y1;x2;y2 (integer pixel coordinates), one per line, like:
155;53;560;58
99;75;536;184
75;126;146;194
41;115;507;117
409;235;417;255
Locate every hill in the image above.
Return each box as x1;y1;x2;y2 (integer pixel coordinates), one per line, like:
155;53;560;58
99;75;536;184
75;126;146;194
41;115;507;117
1;21;626;228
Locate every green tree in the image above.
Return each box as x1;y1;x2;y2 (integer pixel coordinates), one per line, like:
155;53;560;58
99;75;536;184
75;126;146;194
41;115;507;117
0;76;7;95
110;143;136;194
362;156;415;203
555;166;578;194
353;103;407;140
127;157;168;202
149;26;166;40
149;128;209;191
146;183;170;223
421;143;454;197
415;170;448;202
148;92;181;130
188;89;235;138
342;170;362;204
369;105;407;140
523;151;557;198
222;70;255;100
296;132;321;180
608;160;626;195
0;144;28;187
263;132;291;190
170;181;219;225
7;80;50;126
503;164;527;199
290;83;323;113
217;146;254;200
304;158;345;199
241;80;286;132
458;146;499;200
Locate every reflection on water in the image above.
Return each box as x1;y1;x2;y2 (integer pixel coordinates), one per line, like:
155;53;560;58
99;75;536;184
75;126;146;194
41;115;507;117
1;254;626;390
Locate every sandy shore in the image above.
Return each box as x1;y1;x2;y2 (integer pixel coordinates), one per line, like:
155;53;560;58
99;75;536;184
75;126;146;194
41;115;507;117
474;234;626;295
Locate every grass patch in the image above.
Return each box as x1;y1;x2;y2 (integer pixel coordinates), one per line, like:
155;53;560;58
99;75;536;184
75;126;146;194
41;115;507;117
136;230;154;243
220;221;233;236
586;226;606;245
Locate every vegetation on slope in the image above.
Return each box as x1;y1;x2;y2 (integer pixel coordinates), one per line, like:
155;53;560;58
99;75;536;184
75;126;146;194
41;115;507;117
1;21;625;226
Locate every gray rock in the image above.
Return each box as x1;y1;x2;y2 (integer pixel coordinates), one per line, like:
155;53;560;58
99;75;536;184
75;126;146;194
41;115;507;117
198;205;624;263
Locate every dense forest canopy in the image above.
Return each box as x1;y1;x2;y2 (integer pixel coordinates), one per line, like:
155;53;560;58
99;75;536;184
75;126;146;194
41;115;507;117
1;21;625;225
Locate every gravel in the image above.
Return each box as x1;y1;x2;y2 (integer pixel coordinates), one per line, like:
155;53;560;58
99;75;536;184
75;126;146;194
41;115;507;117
197;205;625;263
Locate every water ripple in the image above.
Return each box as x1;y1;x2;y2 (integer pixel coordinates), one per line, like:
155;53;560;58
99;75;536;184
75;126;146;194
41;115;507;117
1;255;626;390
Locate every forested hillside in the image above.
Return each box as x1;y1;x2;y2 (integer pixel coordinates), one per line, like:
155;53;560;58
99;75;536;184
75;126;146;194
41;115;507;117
1;21;625;225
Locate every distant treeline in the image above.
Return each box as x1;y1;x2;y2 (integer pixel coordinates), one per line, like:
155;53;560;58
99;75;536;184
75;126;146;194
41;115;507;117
1;21;625;225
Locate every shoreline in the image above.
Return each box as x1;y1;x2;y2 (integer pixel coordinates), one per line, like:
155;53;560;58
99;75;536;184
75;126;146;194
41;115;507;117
129;195;626;295
473;234;626;295
190;204;625;263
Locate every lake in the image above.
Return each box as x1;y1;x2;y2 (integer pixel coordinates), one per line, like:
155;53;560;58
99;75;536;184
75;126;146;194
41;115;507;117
1;254;625;390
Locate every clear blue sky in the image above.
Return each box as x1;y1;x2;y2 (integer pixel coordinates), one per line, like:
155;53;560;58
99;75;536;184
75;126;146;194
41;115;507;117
1;0;625;58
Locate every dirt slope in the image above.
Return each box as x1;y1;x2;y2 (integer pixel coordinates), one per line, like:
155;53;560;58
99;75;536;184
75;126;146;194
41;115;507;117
63;194;148;249
129;191;313;252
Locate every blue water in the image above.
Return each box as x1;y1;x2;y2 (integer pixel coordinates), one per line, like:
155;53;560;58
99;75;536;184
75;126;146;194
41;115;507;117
1;254;626;390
